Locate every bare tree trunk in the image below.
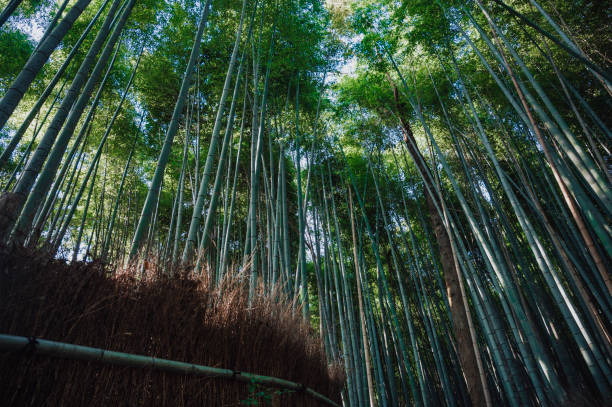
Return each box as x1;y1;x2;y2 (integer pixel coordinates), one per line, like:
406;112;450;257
387;76;489;407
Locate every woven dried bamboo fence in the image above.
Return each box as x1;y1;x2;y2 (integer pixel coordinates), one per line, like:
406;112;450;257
0;245;344;406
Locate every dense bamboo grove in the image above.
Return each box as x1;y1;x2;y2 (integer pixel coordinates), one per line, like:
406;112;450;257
0;0;610;405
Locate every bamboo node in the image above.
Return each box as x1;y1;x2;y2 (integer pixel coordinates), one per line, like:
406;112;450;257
24;337;38;355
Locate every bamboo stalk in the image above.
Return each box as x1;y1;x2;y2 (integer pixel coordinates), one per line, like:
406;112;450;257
0;334;340;407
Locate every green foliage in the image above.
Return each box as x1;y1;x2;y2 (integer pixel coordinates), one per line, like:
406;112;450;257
0;28;33;92
241;378;295;405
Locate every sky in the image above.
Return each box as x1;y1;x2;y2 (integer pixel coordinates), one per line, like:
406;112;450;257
10;0;50;42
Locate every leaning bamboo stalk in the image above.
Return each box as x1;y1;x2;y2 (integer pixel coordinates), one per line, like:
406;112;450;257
455;14;612;396
71;151;101;261
171;97;194;266
321;179;356;406
340;144;425;407
468;5;611;208
0;0;112;172
383;55;490;407
488;0;611;84
31;0;71;51
2;0;121;230
469;2;612;295
32;37;123;246
51;50;141;254
426;67;533;405
507;16;610;178
0;0;95;129
0;0;23;28
327;161;365;406
454;18;612;260
129;0;213;261
219;88;248;281
526;0;612;93
10;0;131;244
386;49;564;404
183;0;252;263
197;33;251;266
0;334;340;407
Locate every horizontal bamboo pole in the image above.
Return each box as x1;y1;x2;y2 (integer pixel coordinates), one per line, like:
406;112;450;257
0;334;339;407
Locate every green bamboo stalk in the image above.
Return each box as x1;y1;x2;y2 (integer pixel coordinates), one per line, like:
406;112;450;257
468;5;611;208
0;0;112;172
11;0;133;244
488;0;611;84
129;0;213;261
386;48;566;404
321;175;357;406
0;0;95;130
0;0;23;28
31;36;123;246
101;125;139;260
71;148;101;262
348;187;376;406
219;85;248;281
0;334;340;407
449;45;612;397
51;50;141;253
183;0;252;263
171;96;194;266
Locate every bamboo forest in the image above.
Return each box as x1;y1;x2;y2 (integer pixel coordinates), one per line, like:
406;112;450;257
0;0;610;405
